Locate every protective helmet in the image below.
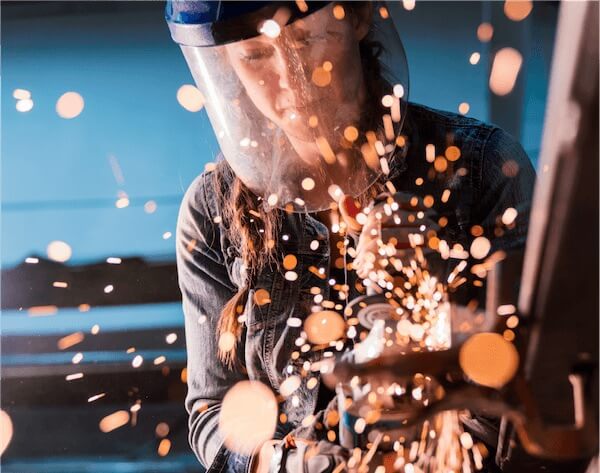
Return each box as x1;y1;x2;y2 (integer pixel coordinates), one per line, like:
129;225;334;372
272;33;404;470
167;1;409;212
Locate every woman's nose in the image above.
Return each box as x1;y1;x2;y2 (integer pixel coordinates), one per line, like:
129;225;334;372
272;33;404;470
271;46;297;91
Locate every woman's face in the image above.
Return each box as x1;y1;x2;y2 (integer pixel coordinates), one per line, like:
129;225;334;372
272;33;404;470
225;4;370;143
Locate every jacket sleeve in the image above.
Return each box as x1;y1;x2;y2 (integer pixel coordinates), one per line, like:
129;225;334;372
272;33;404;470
461;128;536;457
475;127;536;251
176;171;253;472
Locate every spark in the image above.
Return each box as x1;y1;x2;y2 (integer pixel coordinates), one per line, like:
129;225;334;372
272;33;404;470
47;240;72;263
144;200;157;213
218;332;236;353
219;381;277;454
490;48;523;96
58;332;84;350
332;5;345;19
458;102;470;115
158;438;171;457
56;91;84;119
259;19;281;39
87;393;106;403
13;88;30;100
301;177;315;191
99;410;129;433
280;375;301;397
176;84;204;112
477;22;494;42
504;0;533;21
16;99;33;112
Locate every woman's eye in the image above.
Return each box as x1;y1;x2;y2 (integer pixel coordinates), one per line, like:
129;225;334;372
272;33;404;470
241;49;272;61
292;38;312;49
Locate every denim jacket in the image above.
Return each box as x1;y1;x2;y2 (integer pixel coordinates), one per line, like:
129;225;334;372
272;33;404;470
175;102;536;472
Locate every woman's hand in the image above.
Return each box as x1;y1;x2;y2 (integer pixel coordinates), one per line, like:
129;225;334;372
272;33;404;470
340;192;439;283
251;439;281;473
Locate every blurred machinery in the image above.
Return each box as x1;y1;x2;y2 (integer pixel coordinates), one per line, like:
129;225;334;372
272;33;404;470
330;2;598;471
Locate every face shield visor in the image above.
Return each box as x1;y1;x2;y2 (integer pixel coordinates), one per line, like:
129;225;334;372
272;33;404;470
167;1;409;212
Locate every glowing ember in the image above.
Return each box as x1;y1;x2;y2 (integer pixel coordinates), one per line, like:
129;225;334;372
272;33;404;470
56;91;84;119
16;99;33;112
459;332;519;388
425;144;435;163
155;438;171;457
259;19;281;38
58;332;84;350
332;4;345;19
87;393;105;403
47;240;72;263
285;271;298;281
25;257;39;264
302;177;315;191
176;84;204;112
490;47;523;96
477;22;494;42
469;52;481;65
254;288;271;306
218;332;236;353
144;200;157;213
458;102;470;115
132;355;143;368
13;88;30;100
53;281;68;288
99;410;130;433
65;373;83;381
219;381;277;454
283;254;298;270
403;0;416;11
445;146;461;161
91;324;100;334
72;352;83;364
304;310;346;345
280;375;301;397
501;207;518;225
316;136;336;164
155;422;170;438
106;257;121;264
504;0;533;21
165;333;177;344
470;236;491;259
163;231;172;240
115;196;129;209
295;1;308;13
344;126;359;142
154;356;166;365
381;95;394;107
104;284;114;294
312;67;331;87
497;304;516;316
0;410;13;456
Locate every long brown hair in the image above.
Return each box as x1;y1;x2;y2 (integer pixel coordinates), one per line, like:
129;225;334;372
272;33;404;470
213;2;390;366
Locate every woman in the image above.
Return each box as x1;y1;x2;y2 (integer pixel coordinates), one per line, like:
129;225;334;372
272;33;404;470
167;2;535;472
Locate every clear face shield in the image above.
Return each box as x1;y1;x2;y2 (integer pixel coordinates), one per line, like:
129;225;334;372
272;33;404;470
170;2;409;212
